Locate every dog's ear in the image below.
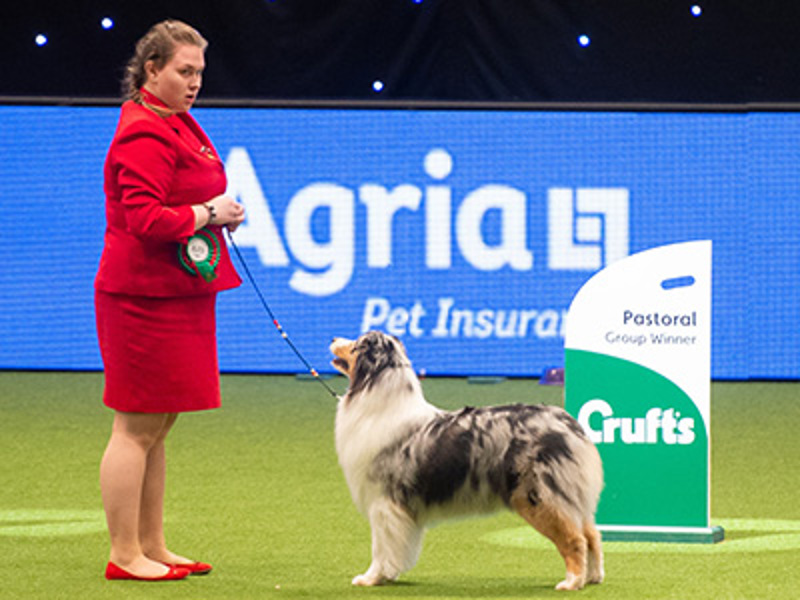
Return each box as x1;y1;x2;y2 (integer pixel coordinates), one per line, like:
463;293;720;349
349;331;407;396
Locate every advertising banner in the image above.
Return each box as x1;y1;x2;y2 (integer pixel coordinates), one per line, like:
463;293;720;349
0;106;798;379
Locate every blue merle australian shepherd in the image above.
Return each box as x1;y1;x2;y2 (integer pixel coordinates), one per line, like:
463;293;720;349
330;331;604;591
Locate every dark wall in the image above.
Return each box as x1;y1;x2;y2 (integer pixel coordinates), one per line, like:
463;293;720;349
2;1;798;102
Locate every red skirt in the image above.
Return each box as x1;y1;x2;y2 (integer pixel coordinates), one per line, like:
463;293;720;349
96;291;221;413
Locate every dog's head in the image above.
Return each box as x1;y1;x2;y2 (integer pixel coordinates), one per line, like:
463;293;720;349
330;331;411;397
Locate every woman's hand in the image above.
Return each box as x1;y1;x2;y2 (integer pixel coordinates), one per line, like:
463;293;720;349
208;194;246;231
192;195;246;231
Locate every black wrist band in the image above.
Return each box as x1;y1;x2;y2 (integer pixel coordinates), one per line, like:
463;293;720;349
204;203;217;225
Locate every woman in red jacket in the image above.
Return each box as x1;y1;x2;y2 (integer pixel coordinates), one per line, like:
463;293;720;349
95;20;245;581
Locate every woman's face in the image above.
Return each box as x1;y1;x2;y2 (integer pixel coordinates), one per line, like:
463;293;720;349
145;43;205;113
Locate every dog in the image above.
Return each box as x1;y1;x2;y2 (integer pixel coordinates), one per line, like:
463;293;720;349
330;331;604;591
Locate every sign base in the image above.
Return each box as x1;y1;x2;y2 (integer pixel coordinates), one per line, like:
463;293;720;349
599;524;725;544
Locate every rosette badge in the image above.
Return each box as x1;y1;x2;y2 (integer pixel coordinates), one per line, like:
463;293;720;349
179;228;221;282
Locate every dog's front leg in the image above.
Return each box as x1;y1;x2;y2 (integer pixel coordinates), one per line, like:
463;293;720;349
352;498;423;586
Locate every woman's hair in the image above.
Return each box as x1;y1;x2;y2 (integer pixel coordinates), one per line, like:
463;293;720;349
122;19;208;103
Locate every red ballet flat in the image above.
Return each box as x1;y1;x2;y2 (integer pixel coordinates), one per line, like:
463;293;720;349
163;561;212;575
105;561;190;581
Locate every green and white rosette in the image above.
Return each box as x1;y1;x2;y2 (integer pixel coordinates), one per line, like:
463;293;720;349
179;227;221;282
565;240;723;543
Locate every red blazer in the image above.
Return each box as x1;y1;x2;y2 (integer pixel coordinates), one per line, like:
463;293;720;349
95;94;241;297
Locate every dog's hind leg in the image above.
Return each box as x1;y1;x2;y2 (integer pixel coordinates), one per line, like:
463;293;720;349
352;498;424;586
583;520;604;585
511;495;587;591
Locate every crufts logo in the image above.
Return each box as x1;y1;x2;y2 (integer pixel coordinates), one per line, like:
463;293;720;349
577;398;696;445
225;147;630;296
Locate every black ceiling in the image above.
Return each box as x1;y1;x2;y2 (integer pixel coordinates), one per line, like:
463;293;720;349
2;1;798;104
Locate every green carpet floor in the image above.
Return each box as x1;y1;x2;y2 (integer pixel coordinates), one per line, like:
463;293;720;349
1;372;798;598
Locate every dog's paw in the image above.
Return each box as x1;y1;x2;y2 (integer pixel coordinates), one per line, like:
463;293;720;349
352;573;385;587
555;572;585;591
586;567;604;585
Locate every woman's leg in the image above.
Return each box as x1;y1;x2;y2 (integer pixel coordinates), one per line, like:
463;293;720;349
100;411;177;577
138;413;194;565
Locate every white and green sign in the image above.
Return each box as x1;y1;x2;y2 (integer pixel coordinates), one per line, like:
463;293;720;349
565;240;723;543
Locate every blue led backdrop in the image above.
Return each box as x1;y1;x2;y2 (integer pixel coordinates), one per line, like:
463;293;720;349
0;106;797;379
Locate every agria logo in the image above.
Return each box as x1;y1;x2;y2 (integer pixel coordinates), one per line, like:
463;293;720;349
547;188;629;271
225;147;629;296
577;399;696;445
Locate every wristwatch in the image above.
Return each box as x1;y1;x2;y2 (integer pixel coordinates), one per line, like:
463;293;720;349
204;203;217;225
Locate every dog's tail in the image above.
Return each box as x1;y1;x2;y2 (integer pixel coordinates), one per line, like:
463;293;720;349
566;434;604;524
523;412;604;527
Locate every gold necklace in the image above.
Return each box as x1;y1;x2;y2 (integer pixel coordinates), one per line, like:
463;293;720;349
141;101;174;119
